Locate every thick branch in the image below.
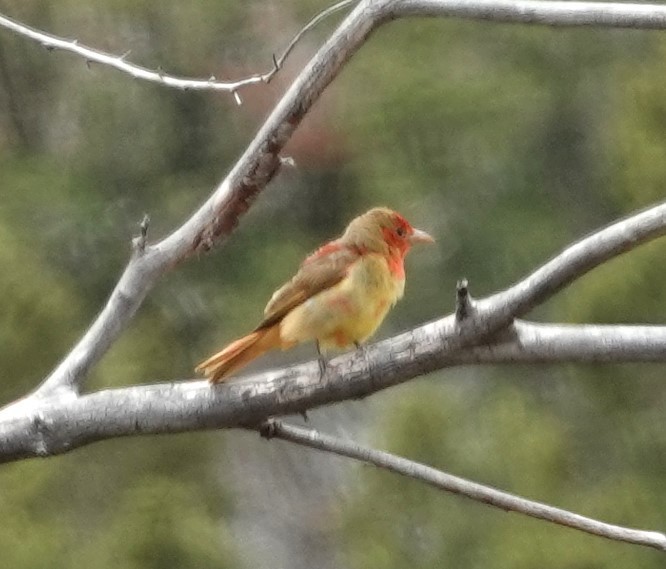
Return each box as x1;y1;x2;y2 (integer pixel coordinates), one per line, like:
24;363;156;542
456;320;666;364
1;197;663;457
261;421;666;552
1;319;665;463
392;0;666;29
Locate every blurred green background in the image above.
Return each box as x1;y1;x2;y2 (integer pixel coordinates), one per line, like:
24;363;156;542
1;0;665;567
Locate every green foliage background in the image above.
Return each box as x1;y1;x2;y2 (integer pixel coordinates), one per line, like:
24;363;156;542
0;1;665;567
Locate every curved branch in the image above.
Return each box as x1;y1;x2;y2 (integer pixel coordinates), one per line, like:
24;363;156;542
434;201;666;353
480;202;666;321
261;421;666;552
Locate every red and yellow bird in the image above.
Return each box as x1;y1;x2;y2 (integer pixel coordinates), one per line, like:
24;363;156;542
196;207;434;383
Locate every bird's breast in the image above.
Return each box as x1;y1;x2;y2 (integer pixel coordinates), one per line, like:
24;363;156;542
344;253;405;305
279;253;405;348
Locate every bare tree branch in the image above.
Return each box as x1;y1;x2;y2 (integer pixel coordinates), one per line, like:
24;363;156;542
481;202;666;320
0;13;257;99
454;320;666;364
392;0;666;29
5;200;666;461
2;0;666;557
1;195;665;462
434;201;666;354
4;0;666;107
260;420;666;552
0;2;355;104
2;318;665;464
0;0;662;465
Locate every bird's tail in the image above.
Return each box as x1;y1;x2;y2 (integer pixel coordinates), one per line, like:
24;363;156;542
195;325;281;383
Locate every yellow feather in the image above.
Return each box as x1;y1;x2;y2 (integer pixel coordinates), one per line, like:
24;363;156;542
196;207;432;382
279;253;404;350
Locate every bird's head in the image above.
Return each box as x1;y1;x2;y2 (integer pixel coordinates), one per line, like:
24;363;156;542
343;207;434;257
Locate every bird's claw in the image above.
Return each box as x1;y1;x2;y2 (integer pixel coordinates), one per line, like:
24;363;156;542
354;341;369;360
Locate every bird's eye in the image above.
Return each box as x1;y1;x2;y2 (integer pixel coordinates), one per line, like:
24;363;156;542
396;226;406;237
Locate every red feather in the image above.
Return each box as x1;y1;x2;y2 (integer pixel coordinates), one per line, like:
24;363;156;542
303;240;344;265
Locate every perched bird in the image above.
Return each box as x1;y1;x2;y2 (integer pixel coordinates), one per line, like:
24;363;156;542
196;207;434;383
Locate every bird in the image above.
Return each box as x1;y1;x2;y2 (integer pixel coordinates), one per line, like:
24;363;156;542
196;207;434;383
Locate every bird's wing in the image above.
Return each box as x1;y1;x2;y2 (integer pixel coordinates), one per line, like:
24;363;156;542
257;241;360;329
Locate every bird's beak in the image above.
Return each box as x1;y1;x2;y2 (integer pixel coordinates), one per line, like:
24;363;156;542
409;228;435;245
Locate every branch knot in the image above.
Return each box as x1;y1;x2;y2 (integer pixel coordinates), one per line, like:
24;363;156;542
455;278;476;321
131;214;150;254
259;419;278;439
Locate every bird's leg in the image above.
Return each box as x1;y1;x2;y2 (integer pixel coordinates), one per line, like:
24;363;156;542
354;340;368;359
316;340;328;379
354;340;373;372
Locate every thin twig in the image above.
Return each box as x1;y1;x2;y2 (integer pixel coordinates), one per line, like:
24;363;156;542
131;214;150;253
261;420;666;552
0;1;356;101
265;0;357;82
0;13;258;97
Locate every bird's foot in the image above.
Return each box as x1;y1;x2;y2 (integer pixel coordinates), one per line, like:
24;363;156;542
354;341;369;360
